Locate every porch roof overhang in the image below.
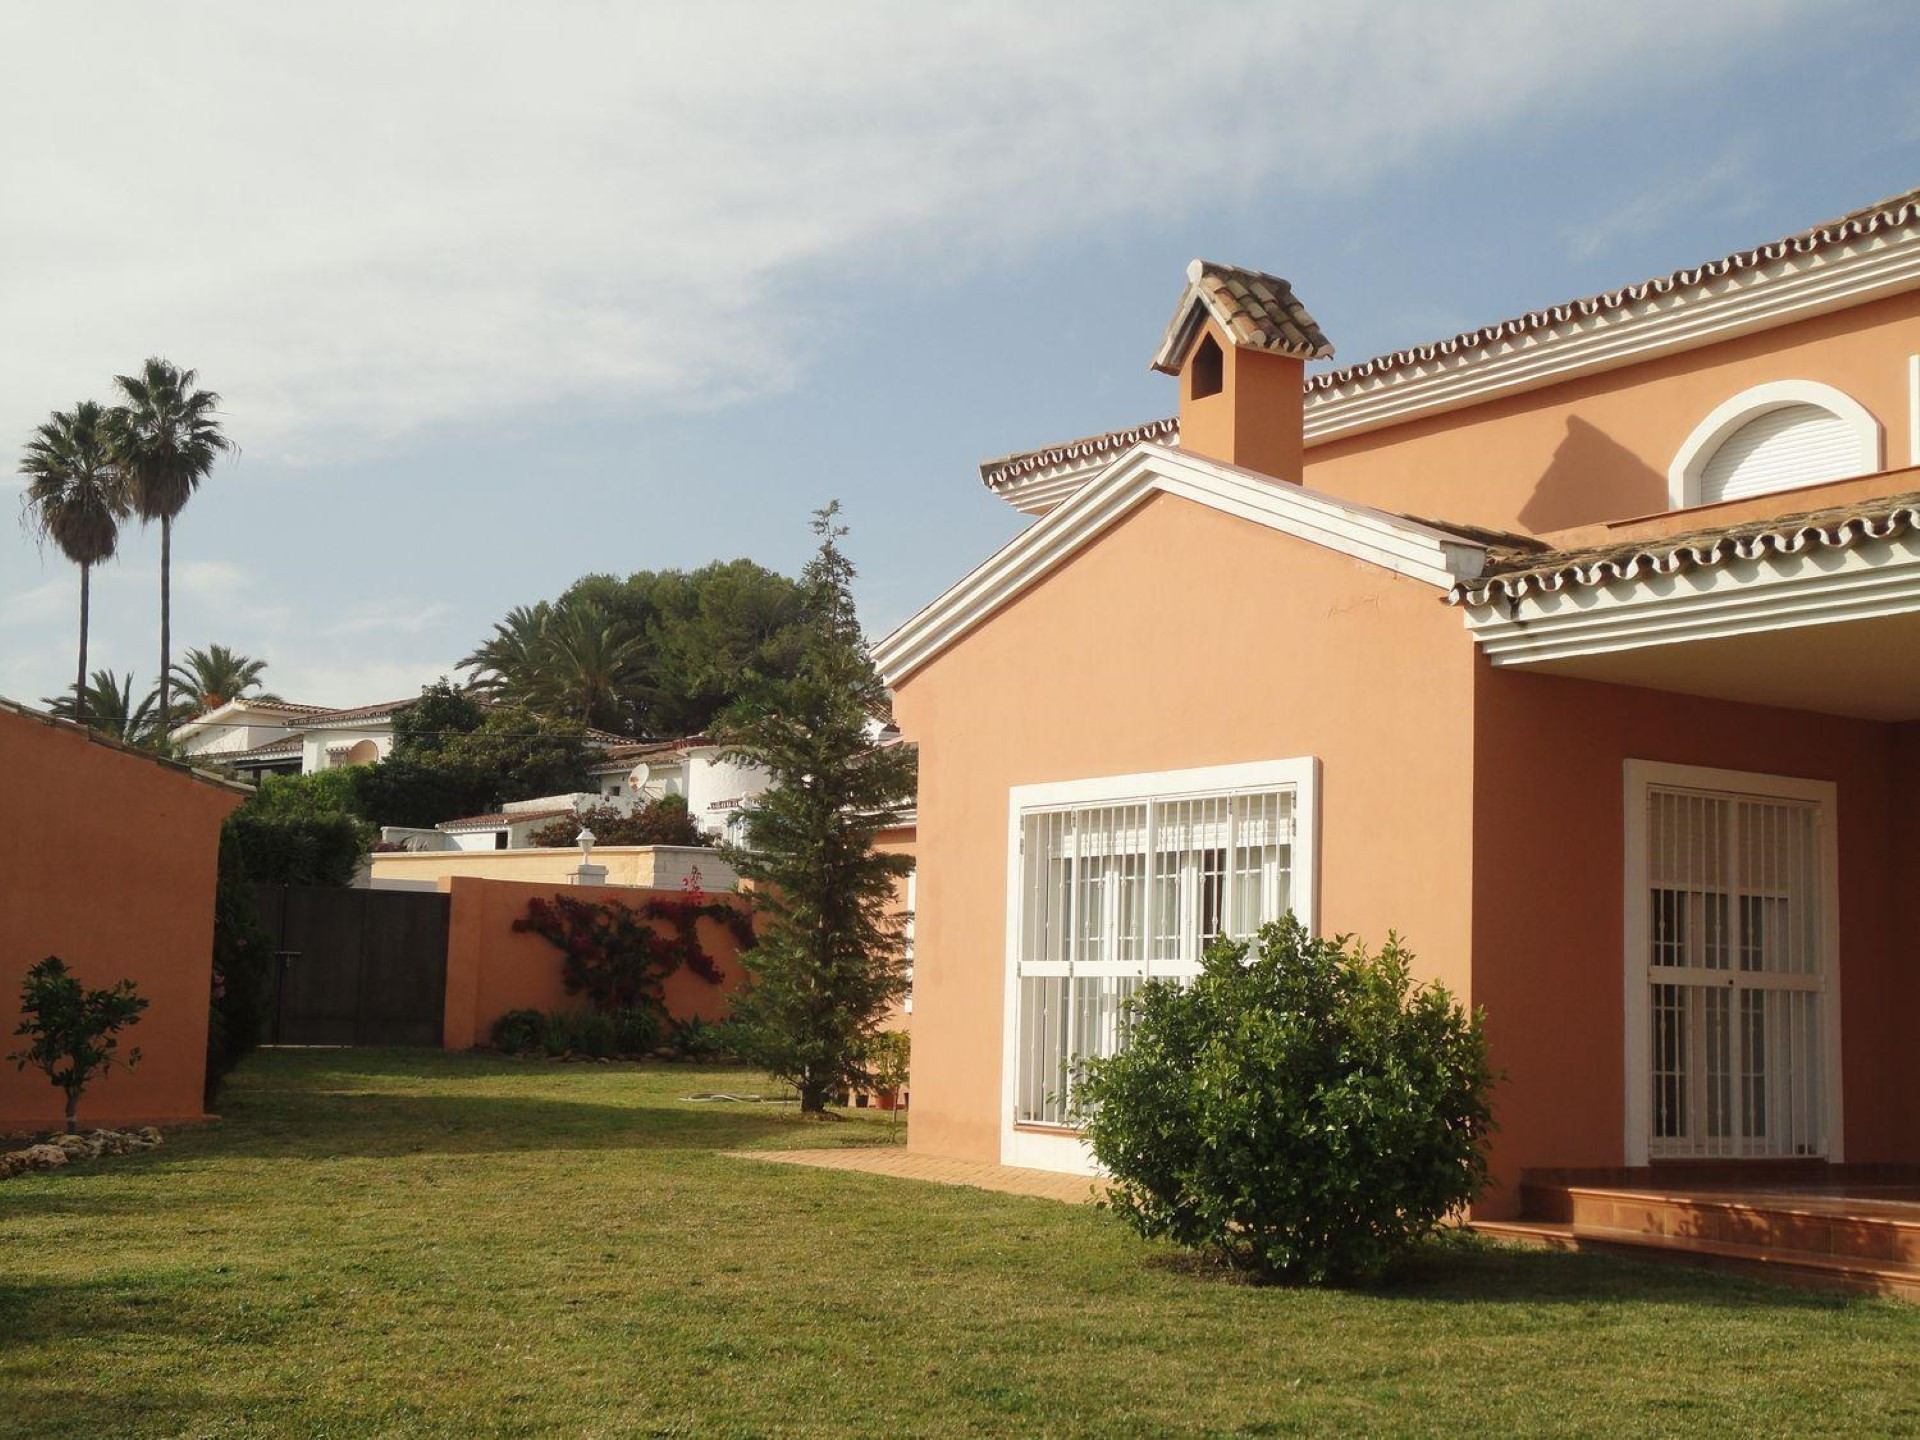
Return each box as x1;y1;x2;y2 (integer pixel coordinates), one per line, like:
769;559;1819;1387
1450;478;1920;720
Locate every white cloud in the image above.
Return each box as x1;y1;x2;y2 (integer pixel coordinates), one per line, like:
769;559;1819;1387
0;0;1813;465
1565;153;1765;263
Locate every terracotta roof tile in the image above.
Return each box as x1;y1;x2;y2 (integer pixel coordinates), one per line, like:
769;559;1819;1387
1307;185;1920;395
980;417;1179;491
1449;489;1920;607
437;806;577;832
1152;260;1333;376
227;735;304;762
300;697;418;728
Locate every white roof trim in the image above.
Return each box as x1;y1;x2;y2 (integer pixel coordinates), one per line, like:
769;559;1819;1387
876;442;1486;685
1459;527;1920;666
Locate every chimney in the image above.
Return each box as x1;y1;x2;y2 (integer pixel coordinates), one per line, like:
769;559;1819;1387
1150;260;1332;482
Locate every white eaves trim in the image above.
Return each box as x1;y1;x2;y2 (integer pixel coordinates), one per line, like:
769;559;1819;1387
875;442;1487;685
1461;528;1920;666
1301;220;1920;445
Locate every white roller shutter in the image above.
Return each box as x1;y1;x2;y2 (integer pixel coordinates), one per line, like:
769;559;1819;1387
1698;403;1864;504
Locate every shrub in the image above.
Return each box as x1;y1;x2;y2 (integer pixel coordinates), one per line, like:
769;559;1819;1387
490;1008;545;1054
8;956;148;1134
206;828;274;1108
527;795;711;849
610;1007;662;1056
493;1006;662;1060
223;808;369;887
862;1029;910;1096
537;1010;576;1058
663;1015;735;1062
1075;918;1496;1284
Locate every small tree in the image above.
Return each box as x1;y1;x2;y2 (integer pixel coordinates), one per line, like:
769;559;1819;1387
721;503;917;1114
1075;919;1495;1284
9;956;149;1134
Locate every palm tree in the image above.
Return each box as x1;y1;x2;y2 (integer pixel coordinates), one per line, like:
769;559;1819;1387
530;601;645;731
109;359;233;729
168;643;280;721
458;602;553;702
18;402;130;721
42;669;159;744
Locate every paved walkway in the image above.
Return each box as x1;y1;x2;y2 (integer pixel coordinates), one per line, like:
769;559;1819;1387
729;1147;1103;1204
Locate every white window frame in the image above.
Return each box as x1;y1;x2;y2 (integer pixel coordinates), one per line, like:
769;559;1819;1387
1667;379;1881;510
1000;757;1320;1173
1621;760;1844;1167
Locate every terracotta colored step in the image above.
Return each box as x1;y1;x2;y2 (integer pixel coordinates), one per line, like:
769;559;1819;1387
1563;1186;1920;1267
1471;1218;1920;1300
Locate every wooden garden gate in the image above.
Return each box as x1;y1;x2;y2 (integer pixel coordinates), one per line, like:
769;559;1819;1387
253;885;450;1047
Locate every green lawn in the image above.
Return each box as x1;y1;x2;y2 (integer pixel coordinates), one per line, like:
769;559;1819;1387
1;1051;1914;1437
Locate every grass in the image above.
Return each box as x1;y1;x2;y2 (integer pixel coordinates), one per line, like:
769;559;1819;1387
1;1050;1915;1438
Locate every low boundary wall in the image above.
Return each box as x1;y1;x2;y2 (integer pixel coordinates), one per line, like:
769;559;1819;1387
440;876;756;1050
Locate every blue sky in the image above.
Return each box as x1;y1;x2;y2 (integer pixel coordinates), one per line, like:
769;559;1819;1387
4;2;1919;707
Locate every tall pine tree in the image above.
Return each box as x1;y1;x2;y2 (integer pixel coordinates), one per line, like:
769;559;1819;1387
721;504;917;1113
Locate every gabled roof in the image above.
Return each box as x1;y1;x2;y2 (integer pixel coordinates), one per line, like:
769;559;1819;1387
876;443;1488;685
168;695;331;742
1151;260;1334;375
1450;488;1920;609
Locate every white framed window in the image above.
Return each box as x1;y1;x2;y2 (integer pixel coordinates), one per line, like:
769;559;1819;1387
1622;761;1842;1166
1001;757;1318;1172
1668;380;1881;509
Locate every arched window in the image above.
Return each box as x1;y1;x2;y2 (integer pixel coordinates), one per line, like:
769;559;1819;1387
1669;381;1881;509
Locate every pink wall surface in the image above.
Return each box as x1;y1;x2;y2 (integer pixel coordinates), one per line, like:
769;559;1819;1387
439;877;755;1050
892;492;1477;1166
1;708;242;1131
1469;666;1914;1214
1296;290;1920;536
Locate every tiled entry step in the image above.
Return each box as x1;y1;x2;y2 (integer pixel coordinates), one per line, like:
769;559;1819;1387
1478;1183;1920;1300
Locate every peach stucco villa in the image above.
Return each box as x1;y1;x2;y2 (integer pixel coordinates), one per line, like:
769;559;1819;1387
875;186;1920;1227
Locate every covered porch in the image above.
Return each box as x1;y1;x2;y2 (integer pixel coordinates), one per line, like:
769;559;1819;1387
1454;471;1920;1228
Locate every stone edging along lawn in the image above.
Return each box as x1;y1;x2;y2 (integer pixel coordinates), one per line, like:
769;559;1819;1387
0;1126;163;1179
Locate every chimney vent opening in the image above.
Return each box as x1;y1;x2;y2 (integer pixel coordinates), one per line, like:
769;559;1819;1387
1189;333;1223;399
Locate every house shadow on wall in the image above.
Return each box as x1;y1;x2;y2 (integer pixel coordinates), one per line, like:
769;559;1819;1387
1516;417;1668;534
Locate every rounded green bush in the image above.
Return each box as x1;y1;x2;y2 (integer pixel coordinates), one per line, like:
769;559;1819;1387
490;1008;545;1055
1074;917;1496;1284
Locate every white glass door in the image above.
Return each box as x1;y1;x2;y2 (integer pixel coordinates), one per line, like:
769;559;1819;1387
1643;784;1828;1160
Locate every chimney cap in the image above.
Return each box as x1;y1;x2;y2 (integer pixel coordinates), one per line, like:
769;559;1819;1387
1151;259;1334;374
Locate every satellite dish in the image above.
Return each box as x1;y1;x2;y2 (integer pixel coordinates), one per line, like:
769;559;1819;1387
627;763;651;789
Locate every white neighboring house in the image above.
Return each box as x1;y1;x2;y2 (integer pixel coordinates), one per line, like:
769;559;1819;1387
377;735;775;854
289;698;417;773
587;736;772;843
420;795;603;852
170;697;420;782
